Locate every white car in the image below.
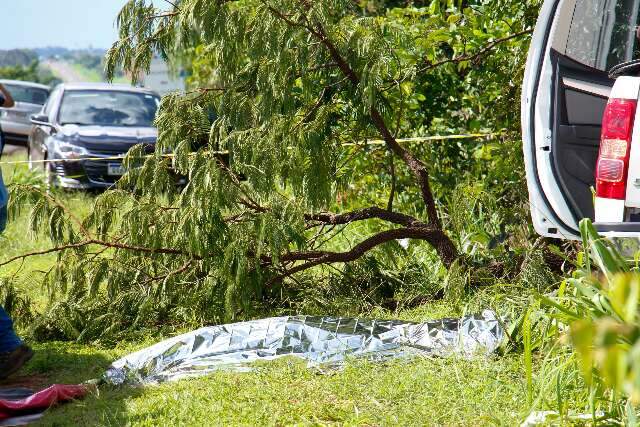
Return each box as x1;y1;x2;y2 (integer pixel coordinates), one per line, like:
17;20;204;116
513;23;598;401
523;0;640;239
0;80;50;147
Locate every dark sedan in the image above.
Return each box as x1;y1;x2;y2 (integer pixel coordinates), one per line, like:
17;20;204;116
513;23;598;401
29;83;160;189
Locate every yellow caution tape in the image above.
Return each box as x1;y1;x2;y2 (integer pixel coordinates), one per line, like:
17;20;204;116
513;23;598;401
0;154;168;166
342;132;502;146
0;132;501;166
0;155;128;165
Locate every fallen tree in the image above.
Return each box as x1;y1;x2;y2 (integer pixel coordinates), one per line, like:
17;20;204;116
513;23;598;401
5;0;538;338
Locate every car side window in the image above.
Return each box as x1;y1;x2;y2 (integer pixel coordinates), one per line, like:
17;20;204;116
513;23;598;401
43;88;60;120
566;0;640;71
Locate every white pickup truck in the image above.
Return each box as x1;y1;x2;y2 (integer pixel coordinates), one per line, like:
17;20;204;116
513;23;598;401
523;0;640;239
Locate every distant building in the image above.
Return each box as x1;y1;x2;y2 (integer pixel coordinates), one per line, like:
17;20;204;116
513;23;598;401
141;55;186;96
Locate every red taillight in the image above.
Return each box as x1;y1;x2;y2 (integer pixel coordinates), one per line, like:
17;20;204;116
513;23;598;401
596;99;637;200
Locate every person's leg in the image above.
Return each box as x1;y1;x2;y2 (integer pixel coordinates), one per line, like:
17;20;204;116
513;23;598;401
0;306;21;353
0;306;32;379
0;166;7;233
0;203;6;235
0;127;4;160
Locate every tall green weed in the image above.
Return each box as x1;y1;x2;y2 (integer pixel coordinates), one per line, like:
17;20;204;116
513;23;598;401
537;219;640;422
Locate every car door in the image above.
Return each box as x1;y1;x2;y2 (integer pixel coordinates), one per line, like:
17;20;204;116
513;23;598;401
29;87;61;167
523;0;640;239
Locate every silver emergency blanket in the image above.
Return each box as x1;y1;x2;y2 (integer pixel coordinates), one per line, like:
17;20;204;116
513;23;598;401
105;310;503;385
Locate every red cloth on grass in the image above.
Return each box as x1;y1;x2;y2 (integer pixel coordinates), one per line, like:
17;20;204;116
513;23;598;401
0;384;89;419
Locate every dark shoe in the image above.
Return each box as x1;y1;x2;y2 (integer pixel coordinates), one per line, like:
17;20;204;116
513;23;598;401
0;345;34;380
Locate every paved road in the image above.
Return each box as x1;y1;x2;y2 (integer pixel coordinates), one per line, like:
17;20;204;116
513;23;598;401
43;60;85;83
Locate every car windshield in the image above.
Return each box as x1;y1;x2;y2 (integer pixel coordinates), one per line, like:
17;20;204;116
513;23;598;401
58;90;160;127
4;84;49;105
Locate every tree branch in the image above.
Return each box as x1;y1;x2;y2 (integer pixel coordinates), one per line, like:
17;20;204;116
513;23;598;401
149;12;179;19
162;0;181;11
12;185;90;236
307;22;443;229
260;2;307;30
0;239;202;268
417;28;533;73
270;226;455;283
141;260;195;285
0;242;94;268
387;153;396;212
262;1;441;228
304;206;423;228
233;202;428;230
256;3;443;228
257;1;459;265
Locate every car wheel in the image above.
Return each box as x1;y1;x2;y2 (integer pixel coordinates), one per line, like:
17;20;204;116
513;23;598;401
43;156;54;193
27;147;34;170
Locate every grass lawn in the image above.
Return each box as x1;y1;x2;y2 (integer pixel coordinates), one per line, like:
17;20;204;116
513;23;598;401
35;350;531;426
0;150;539;426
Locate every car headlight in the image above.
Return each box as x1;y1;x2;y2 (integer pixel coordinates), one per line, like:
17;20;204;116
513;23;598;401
0;110;8;118
55;140;89;159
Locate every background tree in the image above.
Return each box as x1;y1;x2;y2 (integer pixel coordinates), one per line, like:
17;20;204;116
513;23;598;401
5;0;541;340
0;60;59;85
0;49;39;68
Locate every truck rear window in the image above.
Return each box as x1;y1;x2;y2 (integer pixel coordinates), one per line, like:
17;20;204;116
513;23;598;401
566;0;640;71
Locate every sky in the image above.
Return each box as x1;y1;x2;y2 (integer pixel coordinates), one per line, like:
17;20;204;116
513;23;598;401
1;0;134;50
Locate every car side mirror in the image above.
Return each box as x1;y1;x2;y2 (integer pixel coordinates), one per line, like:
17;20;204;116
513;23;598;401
30;114;51;127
